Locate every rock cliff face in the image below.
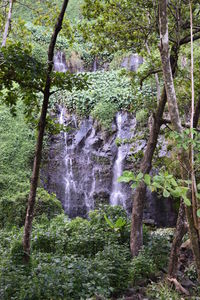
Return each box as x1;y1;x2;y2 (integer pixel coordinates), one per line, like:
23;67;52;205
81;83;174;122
41;107;177;226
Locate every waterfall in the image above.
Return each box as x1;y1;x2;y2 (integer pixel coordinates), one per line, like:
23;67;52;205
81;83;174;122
43;110;177;226
59;106;77;215
58;110;97;217
54;51;68;72
110;113;129;209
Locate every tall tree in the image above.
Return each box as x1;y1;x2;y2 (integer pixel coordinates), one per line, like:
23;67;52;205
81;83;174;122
23;0;69;262
159;0;200;281
81;0;200;257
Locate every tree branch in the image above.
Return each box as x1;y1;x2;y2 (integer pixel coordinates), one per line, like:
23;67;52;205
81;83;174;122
140;69;162;88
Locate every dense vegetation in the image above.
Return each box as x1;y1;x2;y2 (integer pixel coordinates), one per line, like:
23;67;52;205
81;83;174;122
0;0;200;299
1;205;194;300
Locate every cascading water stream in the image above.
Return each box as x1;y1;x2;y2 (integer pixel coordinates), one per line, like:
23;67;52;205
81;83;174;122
59;106;77;214
54;51;68;72
110;113;129;209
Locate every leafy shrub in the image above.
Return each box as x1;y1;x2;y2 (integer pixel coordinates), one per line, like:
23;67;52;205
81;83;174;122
0;188;63;229
89;204;128;227
91;100;118;129
129;228;173;285
185;263;198;281
31;216;105;256
146;282;182;300
56;70;153;119
136;108;148;123
0;206;174;300
89;204;130;244
0;254;112;300
0;236;130;299
129;249;157;284
94;244;131;292
0;245;130;300
145;228;173;270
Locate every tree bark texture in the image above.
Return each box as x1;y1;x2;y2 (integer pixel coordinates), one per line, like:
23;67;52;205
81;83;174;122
1;0;13;47
159;0;200;281
23;0;69;262
193;95;200;128
168;200;187;277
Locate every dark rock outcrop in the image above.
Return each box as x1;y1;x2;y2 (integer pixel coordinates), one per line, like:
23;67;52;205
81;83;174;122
41;108;177;226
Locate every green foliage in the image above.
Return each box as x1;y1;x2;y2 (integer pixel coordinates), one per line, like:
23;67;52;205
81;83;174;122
129;250;157;284
0;206;131;299
119;169;195;206
0;103;34;199
91;100;118;129
67;0;84;23
185;263;198;281
146;282;182;300
60;70;134;113
89;204;128;229
0;42;88;121
145;228;173;270
55;70;153;127
0;188;63;229
0;205;177;299
169;128;200;153
80;0;158;53
136;109;149;123
129;228;173;285
25;22;72;63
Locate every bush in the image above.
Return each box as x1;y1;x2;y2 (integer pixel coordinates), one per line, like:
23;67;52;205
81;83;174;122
0;188;63;229
89;204;130;244
129;228;173;285
146;282;182;300
0;245;130;300
129;249;157;285
94;243;131;292
145;228;173;270
0;206;175;300
185;263;198;281
31;208;128;256
91;100;118;129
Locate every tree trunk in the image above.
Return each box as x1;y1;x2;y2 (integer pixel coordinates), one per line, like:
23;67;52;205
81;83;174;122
130;88;166;256
159;0;200;281
23;0;69;262
130;44;179;256
168;97;200;278
168;201;187;277
193;95;200;128
1;0;13;47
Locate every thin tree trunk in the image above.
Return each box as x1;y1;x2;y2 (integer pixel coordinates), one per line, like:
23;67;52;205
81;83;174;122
130;45;179;256
1;0;13;47
193;95;200;128
168;203;187;277
168;99;200;278
130;88;166;256
159;0;200;281
189;0;200;236
23;0;69;262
